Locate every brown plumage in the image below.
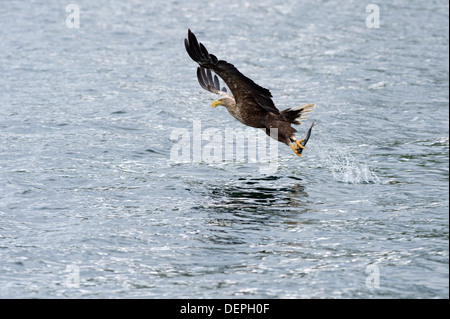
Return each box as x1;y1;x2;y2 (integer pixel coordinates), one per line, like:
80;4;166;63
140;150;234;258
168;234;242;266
184;29;315;156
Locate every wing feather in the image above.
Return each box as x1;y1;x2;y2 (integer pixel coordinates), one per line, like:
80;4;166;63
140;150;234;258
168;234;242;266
213;75;220;91
196;67;228;95
196;67;208;91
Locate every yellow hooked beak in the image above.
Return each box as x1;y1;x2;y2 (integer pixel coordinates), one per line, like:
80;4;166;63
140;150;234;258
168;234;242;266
212;100;222;108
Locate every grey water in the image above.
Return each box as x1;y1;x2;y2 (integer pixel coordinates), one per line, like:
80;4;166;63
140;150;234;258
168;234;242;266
0;0;448;298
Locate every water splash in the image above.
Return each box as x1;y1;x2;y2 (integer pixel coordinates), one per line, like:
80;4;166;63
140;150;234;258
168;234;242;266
326;150;380;184
312;134;381;184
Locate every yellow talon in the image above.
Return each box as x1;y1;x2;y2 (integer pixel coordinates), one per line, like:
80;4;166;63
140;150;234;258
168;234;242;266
290;143;302;157
290;138;306;157
296;139;306;149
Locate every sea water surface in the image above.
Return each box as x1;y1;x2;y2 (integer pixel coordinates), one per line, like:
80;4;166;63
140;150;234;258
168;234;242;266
0;0;448;298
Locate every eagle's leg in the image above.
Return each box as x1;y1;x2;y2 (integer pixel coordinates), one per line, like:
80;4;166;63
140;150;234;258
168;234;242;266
289;137;306;157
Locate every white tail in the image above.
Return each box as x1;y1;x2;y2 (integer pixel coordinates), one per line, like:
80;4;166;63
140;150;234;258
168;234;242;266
292;103;315;122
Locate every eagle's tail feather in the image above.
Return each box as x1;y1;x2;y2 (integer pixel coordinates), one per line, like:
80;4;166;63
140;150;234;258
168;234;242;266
282;103;315;125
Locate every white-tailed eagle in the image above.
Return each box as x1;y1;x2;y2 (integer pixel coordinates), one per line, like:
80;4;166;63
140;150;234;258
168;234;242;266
185;29;315;156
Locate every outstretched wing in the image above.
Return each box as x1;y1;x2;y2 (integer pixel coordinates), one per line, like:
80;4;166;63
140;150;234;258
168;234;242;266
197;66;229;96
185;29;280;115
